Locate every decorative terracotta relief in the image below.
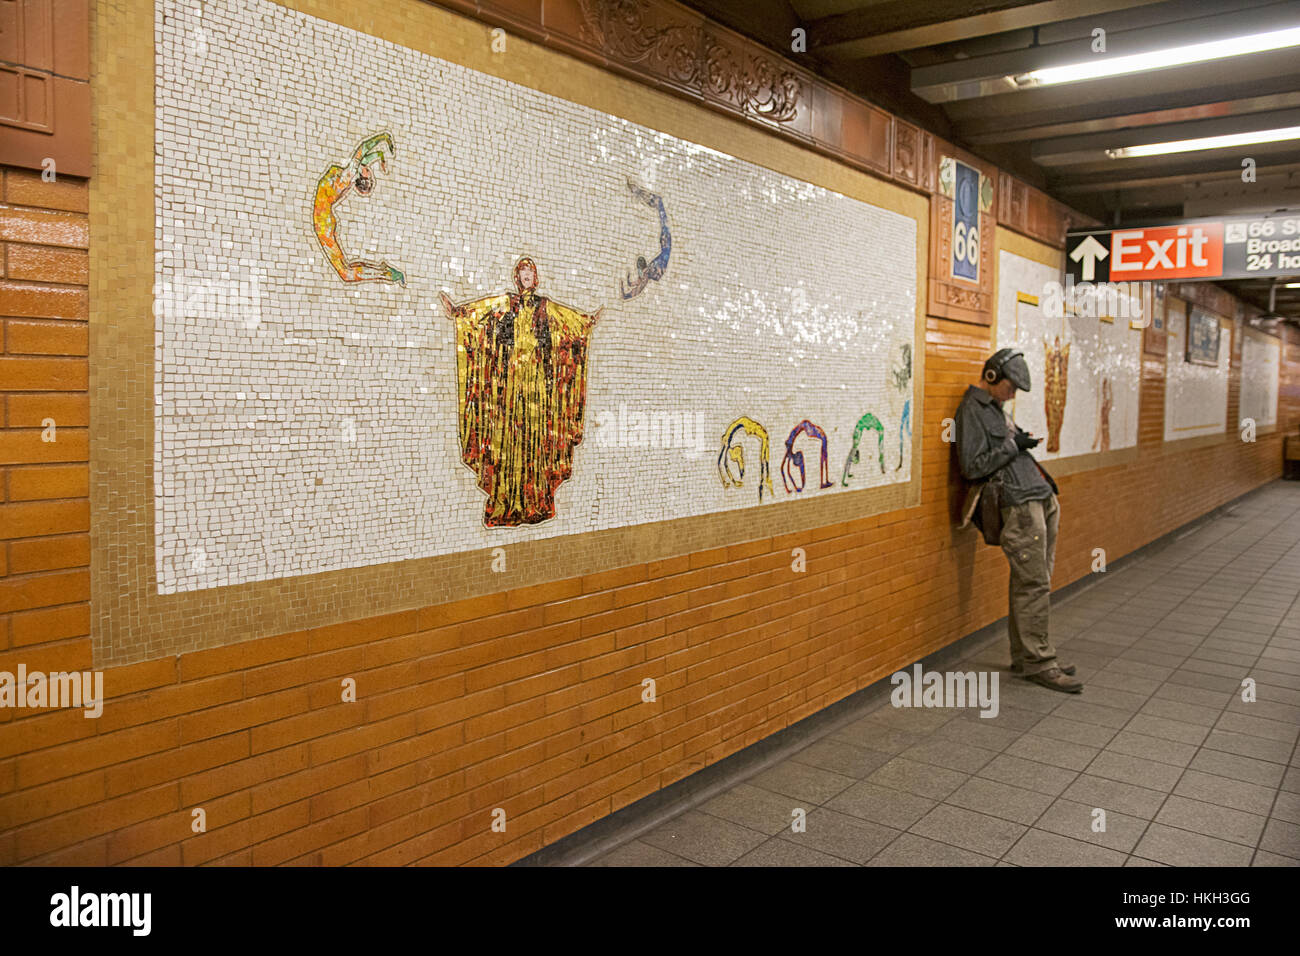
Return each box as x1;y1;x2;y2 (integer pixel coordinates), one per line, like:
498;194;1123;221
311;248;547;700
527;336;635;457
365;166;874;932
928;144;997;326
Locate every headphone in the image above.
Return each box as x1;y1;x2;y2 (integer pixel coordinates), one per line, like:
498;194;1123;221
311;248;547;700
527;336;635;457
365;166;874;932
983;348;1024;384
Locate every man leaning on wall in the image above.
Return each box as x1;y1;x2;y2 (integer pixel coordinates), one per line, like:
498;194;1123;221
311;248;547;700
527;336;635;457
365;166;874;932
956;348;1083;694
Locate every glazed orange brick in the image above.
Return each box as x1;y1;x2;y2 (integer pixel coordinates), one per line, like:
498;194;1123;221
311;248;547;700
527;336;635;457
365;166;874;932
0;205;88;248
243;645;364;697
4;318;87;355
9;603;90;646
0;499;87;537
5;393;88;427
249;753;366;816
94;672;244;734
103;807;193;866
181;744;309;807
119;844;182;867
252;805;368;866
503;575;582;611
305;608;419;653
0;568;89;614
28;836;108;867
0;281;86;320
3;170;89;213
7;534;90;573
416;591;508;631
15;783;179;861
0;635;91;676
308;775;373;822
0;431;90;467
178;629;309;681
0;769;105;829
104;731;249;799
5;244;89;285
17;719;179;789
308;712;417;766
177;687;310;744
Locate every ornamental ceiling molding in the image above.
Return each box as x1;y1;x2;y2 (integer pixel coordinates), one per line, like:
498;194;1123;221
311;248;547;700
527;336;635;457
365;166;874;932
577;0;803;124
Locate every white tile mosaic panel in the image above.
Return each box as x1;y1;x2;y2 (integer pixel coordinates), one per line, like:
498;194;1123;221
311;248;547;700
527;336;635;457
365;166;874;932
153;0;918;593
995;250;1141;460
1164;306;1229;442
1240;332;1280;428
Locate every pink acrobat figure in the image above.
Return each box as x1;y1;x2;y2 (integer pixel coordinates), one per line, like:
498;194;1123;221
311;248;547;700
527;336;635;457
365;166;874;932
312;132;406;286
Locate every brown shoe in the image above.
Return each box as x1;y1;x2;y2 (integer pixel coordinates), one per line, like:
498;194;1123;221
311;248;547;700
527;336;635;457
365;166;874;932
1011;661;1076;676
1023;667;1083;693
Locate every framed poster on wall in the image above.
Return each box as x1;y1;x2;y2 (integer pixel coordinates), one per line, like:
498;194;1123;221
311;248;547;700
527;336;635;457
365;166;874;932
1186;307;1222;366
1144;282;1167;355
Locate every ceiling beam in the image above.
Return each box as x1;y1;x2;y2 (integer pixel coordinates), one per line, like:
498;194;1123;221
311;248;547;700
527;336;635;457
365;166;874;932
808;0;1166;60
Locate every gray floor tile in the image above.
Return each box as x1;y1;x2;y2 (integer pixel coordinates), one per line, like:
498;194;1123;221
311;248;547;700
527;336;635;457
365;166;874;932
977;753;1078;796
1133;823;1254;866
1034;797;1147;853
1006;733;1099;771
1050;699;1132;730
732;836;856;867
954;702;1047;733
1188;749;1286;788
867;756;969;801
1214;713;1300;745
587;840;700;867
1151;683;1231;709
933;715;1022;751
748;759;858;805
909;803;1025;858
1225;698;1300;726
1260;818;1300;859
1155;795;1267;846
1270;790;1300;825
1105;730;1198;768
1063;774;1167;819
697;783;805;835
1090;670;1161;695
1173;770;1277;816
639;810;768;866
1004;828;1127;867
1123;713;1209;746
865;832;996;867
830;720;926;756
1124;856;1169;866
946;776;1054;825
791;737;893;780
1203;729;1294;765
865;705;958;734
1086;751;1184;791
776;808;900;865
899;737;999;775
1140;698;1223;727
1030;715;1118;749
1251;849;1300;866
825;780;937;830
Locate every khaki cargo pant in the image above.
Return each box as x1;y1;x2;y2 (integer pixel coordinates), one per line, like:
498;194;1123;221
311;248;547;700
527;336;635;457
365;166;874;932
1000;493;1059;676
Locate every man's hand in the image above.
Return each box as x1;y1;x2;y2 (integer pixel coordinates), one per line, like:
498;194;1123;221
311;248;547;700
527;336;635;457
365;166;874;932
1014;430;1040;451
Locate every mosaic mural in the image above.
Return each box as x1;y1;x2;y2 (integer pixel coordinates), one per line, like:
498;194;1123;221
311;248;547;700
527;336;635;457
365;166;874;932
1163;302;1229;442
153;0;917;593
996;249;1141;462
1240;332;1281;429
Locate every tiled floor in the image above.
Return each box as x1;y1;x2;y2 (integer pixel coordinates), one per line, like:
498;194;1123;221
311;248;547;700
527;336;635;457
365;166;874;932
588;481;1300;867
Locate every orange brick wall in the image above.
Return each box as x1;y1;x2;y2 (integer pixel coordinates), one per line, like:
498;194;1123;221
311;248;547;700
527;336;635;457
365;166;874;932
2;162;1298;866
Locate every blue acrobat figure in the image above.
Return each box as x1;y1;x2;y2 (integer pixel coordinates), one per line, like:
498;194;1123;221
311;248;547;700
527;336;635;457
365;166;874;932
619;179;671;300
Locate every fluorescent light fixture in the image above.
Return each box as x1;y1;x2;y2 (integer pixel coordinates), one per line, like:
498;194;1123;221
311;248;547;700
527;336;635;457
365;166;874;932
1286;282;1300;288
1104;124;1300;158
1013;24;1300;89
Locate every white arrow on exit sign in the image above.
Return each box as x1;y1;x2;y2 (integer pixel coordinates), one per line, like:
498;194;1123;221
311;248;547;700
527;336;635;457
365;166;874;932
1069;235;1109;281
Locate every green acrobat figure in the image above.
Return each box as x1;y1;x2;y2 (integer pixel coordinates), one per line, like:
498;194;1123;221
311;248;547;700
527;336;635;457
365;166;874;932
841;412;885;486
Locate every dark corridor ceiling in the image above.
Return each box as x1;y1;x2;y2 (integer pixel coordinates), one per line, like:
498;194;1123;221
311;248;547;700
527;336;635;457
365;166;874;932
678;0;1300;321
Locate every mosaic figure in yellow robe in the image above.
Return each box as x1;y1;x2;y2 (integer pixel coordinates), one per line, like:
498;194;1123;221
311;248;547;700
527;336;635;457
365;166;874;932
1092;376;1113;452
312;132;406;286
439;257;601;527
718;416;774;502
1043;335;1071;453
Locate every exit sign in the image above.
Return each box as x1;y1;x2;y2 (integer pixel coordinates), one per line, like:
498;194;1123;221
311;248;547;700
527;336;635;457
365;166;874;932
1067;212;1300;283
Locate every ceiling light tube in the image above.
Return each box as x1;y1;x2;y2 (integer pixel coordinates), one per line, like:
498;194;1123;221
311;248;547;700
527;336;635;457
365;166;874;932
1014;24;1300;89
1104;124;1300;158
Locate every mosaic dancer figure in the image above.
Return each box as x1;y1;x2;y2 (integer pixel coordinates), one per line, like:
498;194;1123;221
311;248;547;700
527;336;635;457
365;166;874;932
1043;335;1070;453
1091;377;1113;452
781;419;833;493
440;257;601;527
718;416;774;502
892;343;913;471
618;179;672;300
841;412;885;486
312;132;406;286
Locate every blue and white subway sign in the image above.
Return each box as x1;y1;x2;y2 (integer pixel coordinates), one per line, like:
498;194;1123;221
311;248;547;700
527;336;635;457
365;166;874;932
952;159;980;283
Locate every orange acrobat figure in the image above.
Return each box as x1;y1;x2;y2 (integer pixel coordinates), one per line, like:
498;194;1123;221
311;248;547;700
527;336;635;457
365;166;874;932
312;132;405;286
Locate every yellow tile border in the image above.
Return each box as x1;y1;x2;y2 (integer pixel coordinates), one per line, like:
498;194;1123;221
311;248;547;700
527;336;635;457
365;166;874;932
88;0;928;666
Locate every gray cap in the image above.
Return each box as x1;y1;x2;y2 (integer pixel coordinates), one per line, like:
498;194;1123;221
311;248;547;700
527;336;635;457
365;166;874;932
984;348;1032;392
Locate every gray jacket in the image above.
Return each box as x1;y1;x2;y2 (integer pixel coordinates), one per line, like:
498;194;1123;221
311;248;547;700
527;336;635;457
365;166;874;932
955;385;1054;507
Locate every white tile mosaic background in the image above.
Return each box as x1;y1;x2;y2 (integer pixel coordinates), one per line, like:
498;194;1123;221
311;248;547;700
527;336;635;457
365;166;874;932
153;0;917;593
1164;305;1229;442
995;250;1141;459
1240;332;1280;428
